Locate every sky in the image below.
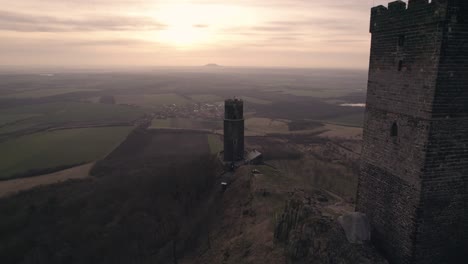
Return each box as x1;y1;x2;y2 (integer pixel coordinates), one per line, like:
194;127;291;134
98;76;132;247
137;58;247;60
0;0;396;69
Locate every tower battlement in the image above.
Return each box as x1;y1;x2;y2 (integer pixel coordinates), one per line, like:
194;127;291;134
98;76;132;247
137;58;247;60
369;0;465;33
224;98;244;120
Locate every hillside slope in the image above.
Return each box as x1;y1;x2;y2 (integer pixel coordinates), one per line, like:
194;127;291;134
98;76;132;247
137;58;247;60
0;127;386;263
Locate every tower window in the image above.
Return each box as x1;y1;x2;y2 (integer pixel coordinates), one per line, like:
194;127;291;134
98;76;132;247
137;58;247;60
398;35;405;47
398;60;404;71
391;122;398;137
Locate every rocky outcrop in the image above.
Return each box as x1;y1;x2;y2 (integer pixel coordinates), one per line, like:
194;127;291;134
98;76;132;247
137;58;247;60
275;192;388;264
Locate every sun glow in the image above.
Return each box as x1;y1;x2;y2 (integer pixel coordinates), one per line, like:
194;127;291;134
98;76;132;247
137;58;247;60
158;24;210;48
151;3;253;48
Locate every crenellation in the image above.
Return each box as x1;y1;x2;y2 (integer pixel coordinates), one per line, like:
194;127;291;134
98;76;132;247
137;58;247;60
370;0;449;33
408;0;430;9
389;1;407;13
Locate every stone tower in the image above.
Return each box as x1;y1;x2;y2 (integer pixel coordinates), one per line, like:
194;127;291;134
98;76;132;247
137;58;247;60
356;0;467;263
224;99;244;162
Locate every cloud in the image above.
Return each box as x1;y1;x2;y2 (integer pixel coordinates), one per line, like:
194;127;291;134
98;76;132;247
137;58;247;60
193;24;209;28
0;0;382;68
0;10;166;32
70;39;158;47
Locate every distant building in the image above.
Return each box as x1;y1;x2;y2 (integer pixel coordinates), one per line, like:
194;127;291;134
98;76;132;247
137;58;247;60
246;149;263;165
223;99;244;162
357;1;467;263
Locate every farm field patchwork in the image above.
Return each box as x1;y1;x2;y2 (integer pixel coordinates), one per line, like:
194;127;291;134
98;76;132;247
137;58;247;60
190;94;223;103
0;126;133;180
1;88;100;98
150;118;222;131
264;88;353;98
0;102;143;136
240;96;272;105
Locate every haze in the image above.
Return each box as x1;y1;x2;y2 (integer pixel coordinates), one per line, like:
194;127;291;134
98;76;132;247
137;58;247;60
1;0;391;69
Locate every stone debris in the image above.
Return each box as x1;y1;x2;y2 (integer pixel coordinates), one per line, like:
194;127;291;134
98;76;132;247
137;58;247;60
275;192;387;264
338;212;370;244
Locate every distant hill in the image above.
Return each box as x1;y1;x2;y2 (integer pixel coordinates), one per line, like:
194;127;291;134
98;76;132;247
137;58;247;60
204;63;221;67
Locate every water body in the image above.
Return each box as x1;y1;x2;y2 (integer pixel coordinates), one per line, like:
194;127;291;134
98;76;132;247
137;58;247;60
340;103;365;107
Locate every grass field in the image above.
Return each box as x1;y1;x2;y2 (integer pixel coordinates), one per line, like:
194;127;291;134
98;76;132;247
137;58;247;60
245;117;290;135
151;119;171;128
0;102;143;136
116;93;190;107
1;88;100;98
0;126;133;180
190;94;223;103
207;134;223;154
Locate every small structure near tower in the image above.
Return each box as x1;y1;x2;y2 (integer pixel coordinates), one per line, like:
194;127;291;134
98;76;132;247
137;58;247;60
223;98;245;162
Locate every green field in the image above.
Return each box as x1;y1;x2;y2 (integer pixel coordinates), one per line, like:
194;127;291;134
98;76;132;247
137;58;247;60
0;102;144;136
1;88;100;98
207;134;223;154
190;94;223;103
151;119;171;128
150;118;222;131
0;126;133;180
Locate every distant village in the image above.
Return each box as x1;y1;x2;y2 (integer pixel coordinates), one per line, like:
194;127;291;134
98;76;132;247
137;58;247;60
153;102;224;120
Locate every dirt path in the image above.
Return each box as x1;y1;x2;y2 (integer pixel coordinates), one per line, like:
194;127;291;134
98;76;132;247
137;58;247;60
0;163;93;198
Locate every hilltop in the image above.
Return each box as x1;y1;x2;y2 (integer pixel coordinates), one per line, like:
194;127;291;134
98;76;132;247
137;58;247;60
204;63;221;67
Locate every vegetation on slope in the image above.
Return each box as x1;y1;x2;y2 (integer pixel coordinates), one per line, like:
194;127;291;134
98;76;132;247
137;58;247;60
0;128;220;264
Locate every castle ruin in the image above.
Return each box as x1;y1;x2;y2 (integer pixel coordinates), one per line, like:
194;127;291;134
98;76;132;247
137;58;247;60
356;0;467;263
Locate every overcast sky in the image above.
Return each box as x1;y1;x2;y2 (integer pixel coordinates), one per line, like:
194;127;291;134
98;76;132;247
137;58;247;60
0;0;395;69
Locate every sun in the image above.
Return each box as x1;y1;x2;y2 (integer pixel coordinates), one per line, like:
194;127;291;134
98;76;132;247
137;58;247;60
158;24;209;48
149;3;252;49
153;4;216;48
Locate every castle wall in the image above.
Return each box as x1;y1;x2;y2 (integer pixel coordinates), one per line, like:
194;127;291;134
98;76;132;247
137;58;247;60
358;107;430;262
415;3;468;261
415;119;468;263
